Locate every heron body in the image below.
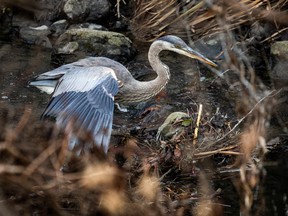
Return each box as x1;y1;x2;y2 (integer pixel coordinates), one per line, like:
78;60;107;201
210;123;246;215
29;35;216;154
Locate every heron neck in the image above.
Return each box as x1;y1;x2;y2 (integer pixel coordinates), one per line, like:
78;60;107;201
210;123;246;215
117;44;171;104
147;44;171;91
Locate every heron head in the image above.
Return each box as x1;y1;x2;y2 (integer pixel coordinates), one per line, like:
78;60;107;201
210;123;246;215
157;35;217;68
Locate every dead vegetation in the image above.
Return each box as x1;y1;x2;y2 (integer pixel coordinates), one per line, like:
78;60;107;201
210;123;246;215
0;104;226;215
0;77;276;215
130;0;288;41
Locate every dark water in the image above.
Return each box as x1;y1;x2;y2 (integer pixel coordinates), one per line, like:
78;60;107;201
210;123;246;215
0;40;51;119
264;149;288;215
0;39;287;215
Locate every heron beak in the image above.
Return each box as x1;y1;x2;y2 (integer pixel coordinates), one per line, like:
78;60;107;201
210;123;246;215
183;47;217;68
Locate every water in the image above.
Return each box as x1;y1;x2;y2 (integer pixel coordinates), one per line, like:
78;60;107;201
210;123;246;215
0;40;51;120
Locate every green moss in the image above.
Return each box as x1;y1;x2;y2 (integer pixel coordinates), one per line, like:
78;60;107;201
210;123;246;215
64;29;130;46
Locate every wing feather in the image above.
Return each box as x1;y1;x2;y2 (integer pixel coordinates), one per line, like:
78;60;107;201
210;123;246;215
43;66;119;153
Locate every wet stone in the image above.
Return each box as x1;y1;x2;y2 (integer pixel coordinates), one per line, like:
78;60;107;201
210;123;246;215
50;19;69;37
69;23;108;31
271;41;288;87
63;0;111;22
19;25;52;48
58;42;79;54
33;0;64;21
271;41;288;60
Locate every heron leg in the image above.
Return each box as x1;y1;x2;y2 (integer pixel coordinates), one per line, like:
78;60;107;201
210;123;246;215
115;103;128;112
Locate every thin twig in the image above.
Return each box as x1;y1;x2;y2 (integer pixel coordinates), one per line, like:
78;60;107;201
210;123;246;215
0;164;25;174
261;27;288;43
193;104;203;146
194;144;239;158
115;0;126;18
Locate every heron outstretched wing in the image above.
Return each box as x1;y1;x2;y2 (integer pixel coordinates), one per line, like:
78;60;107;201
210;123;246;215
42;66;119;153
29;57;125;94
33;57;113;80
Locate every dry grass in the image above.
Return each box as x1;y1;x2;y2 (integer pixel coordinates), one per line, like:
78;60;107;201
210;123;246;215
130;0;288;41
0;90;273;215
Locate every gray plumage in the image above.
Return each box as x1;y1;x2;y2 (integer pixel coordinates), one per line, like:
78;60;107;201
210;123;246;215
29;35;217;154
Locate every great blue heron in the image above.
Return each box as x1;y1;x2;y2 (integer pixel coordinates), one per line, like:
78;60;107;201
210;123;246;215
29;35;217;154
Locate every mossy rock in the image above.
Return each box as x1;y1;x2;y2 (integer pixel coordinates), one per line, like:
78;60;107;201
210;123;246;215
55;29;136;63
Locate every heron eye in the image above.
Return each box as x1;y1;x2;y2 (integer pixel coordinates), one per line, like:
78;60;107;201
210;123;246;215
175;44;182;49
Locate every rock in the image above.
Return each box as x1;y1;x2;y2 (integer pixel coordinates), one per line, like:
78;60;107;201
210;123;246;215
55;29;135;62
63;0;111;22
193;34;223;60
58;42;79;54
82;0;111;21
270;41;288;87
270;41;288;128
19;25;52;48
34;0;64;22
63;0;85;21
157;112;190;140
0;7;13;38
271;41;288;60
248;22;276;41
271;61;288;86
50;19;69;37
114;20;129;31
69;23;107;31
